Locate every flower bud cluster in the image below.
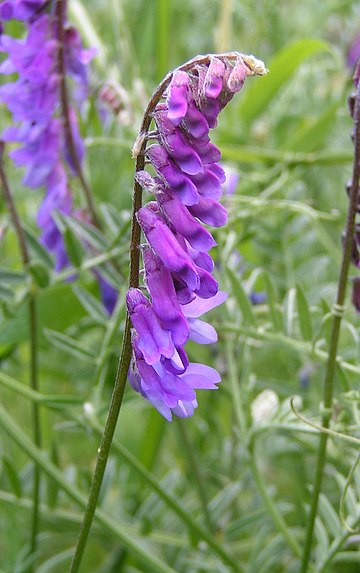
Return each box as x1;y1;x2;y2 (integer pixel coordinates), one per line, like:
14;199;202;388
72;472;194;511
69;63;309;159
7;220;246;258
127;53;264;420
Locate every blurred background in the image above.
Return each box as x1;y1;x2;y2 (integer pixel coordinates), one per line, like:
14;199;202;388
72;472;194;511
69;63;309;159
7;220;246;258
1;1;360;572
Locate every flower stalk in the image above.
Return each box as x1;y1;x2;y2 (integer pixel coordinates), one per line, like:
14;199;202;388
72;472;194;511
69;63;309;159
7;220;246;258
299;68;360;573
55;0;99;228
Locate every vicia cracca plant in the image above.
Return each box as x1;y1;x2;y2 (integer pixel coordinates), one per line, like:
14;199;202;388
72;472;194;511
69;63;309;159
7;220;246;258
126;53;267;421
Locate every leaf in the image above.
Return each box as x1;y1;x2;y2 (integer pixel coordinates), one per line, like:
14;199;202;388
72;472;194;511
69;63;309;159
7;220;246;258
28;259;50;288
238;38;330;124
318;493;341;538
0;268;25;284
284;287;296;336
285;100;342;152
47;441;60;509
24;226;53;267
262;271;283;331
314;515;329;560
296;284;313;341
226;267;255;325
0;284;14;301
63;226;85;268
73;286;108;324
2;456;22;498
59;213;108;251
43;328;95;362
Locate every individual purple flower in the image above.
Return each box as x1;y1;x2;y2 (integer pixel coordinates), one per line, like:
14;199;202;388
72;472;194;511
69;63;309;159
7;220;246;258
128;52;267;419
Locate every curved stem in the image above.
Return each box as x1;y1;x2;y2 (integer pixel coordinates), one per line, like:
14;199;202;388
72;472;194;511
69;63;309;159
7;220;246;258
55;0;100;228
0;145;41;572
299;80;360;573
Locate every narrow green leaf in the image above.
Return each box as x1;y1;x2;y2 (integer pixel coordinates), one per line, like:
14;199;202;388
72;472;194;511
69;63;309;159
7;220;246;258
73;286;108;324
63;226;85;268
318;493;341;538
262;271;283;331
238;38;330;123
296;284;313;341
0;284;14;301
54;211;108;251
43;328;95;362
0;268;25;284
285;287;296;336
333;552;360;564
226;267;255;325
2;456;22;498
285;100;341;152
99;203;129;239
314;516;329;559
47;441;60;509
24;226;53;267
28;259;50;288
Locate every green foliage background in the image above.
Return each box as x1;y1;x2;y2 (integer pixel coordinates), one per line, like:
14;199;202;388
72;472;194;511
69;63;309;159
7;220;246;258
1;1;360;572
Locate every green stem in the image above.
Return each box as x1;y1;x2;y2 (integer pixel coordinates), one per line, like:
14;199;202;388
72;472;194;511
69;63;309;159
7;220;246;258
299;79;360;573
56;0;100;229
0;144;41;571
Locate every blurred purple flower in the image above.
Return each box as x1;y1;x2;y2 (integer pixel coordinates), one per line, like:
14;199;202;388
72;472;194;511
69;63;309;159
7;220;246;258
347;33;360;69
0;2;115;312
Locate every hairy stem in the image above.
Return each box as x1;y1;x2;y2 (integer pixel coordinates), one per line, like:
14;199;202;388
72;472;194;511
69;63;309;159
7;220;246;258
0;145;41;571
299;79;360;573
55;0;100;228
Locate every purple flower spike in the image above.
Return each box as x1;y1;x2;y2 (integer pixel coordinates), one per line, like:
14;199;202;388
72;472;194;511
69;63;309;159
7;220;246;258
143;246;190;346
166;70;189;125
157;191;216;251
190;168;223;199
194;266;219;299
137;204;200;291
183;99;209;139
0;0;47;21
154;110;204;175
189;195;228;227
147;145;199;205
126;288;175;365
128;52;266;419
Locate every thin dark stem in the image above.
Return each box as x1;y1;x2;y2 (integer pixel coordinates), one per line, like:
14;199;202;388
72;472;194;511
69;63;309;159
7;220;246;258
0;145;41;571
67;51;264;573
55;0;100;228
299;80;360;573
